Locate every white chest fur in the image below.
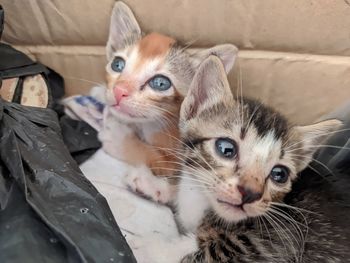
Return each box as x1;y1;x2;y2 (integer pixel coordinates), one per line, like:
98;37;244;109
135;121;163;143
176;174;210;233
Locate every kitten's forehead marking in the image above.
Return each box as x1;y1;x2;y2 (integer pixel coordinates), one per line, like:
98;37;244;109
251;131;280;162
241;99;289;140
137;32;175;62
113;33;176;80
112;48;163;82
235;128;282;177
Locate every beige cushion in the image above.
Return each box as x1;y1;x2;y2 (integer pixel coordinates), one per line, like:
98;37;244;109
2;0;350;123
4;0;350;55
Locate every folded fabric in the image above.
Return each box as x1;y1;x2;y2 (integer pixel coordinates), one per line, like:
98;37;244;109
63;95;105;131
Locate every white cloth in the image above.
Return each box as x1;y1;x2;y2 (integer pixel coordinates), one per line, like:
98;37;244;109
79;150;180;244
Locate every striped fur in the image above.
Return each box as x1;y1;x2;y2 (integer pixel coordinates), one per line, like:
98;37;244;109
177;56;344;262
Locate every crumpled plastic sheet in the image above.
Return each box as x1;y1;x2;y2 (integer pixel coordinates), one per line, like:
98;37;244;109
0;99;136;263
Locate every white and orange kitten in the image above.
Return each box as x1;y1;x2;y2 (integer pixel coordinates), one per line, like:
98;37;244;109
98;1;238;203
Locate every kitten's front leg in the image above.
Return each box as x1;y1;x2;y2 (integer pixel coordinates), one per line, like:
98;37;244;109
99;120;175;203
99;117;165;167
98;121;135;161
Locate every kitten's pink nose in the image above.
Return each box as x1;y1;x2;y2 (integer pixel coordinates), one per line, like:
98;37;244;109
114;85;129;104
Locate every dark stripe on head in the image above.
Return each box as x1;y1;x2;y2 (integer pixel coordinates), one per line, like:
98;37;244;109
242;98;289;141
280;149;285;159
184;137;209;149
240;126;247;140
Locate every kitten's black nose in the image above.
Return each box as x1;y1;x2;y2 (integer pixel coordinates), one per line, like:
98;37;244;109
237;185;262;204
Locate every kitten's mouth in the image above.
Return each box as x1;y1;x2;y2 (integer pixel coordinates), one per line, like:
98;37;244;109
111;104;140;118
217;199;245;212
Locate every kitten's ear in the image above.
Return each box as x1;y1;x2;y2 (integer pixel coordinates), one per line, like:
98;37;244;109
190;44;238;73
181;56;233;121
106;1;141;60
292;119;343;171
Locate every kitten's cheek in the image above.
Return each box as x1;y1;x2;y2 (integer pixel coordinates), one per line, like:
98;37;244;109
106;90;117;105
111;102;140;118
245;199;269;217
113;103;129;115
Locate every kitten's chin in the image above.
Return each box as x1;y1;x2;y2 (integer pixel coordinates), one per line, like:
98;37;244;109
212;200;248;223
108;105;149;123
211;197;266;223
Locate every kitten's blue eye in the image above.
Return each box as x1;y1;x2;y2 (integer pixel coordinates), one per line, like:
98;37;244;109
215;138;237;159
111;57;125;72
148;75;172;91
270;165;289;184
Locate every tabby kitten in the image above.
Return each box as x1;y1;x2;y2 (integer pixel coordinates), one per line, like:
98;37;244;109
99;2;237;203
174;56;348;263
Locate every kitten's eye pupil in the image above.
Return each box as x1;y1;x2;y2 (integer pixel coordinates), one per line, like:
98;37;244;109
149;75;172;91
270;165;289;184
215;138;237;159
111;57;125;72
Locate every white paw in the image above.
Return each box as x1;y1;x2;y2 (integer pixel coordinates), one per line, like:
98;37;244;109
124;166;174;204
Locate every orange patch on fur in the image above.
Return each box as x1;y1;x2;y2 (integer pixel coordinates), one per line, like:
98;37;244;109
149;126;181;180
119;126;181;180
137;32;175;64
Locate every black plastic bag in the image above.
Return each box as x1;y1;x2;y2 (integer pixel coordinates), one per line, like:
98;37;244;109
0;41;63;108
59;116;101;165
0;99;136;263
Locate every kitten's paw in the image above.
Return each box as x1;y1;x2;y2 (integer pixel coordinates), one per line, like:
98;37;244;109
124;166;174;204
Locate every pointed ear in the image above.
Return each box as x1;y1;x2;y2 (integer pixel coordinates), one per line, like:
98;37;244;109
190;44;238;74
292;119;343;171
106;1;141;60
180;56;233;121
